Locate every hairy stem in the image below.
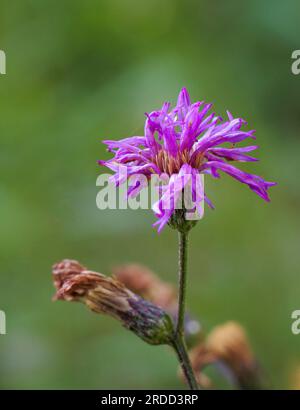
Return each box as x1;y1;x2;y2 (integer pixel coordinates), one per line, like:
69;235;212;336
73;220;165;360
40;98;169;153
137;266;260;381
174;230;199;390
176;231;188;338
172;334;199;390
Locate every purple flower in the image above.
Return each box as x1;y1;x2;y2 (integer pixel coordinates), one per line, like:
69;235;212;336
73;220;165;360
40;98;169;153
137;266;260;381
99;88;276;232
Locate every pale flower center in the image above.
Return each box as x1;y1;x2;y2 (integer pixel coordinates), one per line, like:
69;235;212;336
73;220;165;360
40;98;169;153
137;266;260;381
154;149;204;175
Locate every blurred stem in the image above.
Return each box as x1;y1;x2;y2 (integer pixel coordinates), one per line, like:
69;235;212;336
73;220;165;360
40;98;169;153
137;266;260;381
174;230;199;390
172;334;199;390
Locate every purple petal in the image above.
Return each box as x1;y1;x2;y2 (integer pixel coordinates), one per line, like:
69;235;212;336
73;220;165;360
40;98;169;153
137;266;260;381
197;113;221;135
164;127;178;157
103;163;158;187
192;120;256;157
204;194;215;209
180;102;203;151
202;161;276;202
176;87;191;120
208;146;259;162
144;116;161;154
103;136;146;152
127;174;149;198
152;164;193;232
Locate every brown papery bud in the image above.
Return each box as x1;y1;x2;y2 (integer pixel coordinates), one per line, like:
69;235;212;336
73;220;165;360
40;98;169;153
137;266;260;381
52;260;174;346
206;321;263;389
181;321;265;389
112;264;176;310
113;263;201;342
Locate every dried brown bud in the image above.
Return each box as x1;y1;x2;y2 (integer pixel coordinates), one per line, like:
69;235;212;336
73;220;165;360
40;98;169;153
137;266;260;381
113;264;176;310
113;263;201;342
52;259;87;291
182;321;264;389
206;321;255;375
52;259;174;346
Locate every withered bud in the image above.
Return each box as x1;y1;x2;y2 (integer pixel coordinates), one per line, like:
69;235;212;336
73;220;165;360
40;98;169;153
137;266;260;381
179;322;265;389
52;260;174;346
206;321;255;374
112;264;176;310
113;263;201;342
186;321;264;389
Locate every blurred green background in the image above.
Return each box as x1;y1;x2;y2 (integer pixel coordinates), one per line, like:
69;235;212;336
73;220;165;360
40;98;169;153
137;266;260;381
0;0;299;389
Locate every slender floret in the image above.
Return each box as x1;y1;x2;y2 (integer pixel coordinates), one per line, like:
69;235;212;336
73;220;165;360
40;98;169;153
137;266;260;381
99;88;276;232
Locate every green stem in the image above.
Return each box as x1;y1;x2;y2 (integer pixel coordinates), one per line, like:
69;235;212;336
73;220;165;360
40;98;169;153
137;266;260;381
174;230;199;390
172;334;199;390
176;231;188;338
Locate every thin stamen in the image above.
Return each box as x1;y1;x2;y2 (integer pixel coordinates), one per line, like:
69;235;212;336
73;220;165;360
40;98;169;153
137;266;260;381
154;149;204;175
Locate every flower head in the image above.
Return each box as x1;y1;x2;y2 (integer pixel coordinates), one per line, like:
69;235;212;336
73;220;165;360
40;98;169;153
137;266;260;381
52;259;174;345
99;88;276;232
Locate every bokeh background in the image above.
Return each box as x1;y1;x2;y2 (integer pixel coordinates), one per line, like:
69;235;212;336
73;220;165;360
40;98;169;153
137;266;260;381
0;0;299;389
